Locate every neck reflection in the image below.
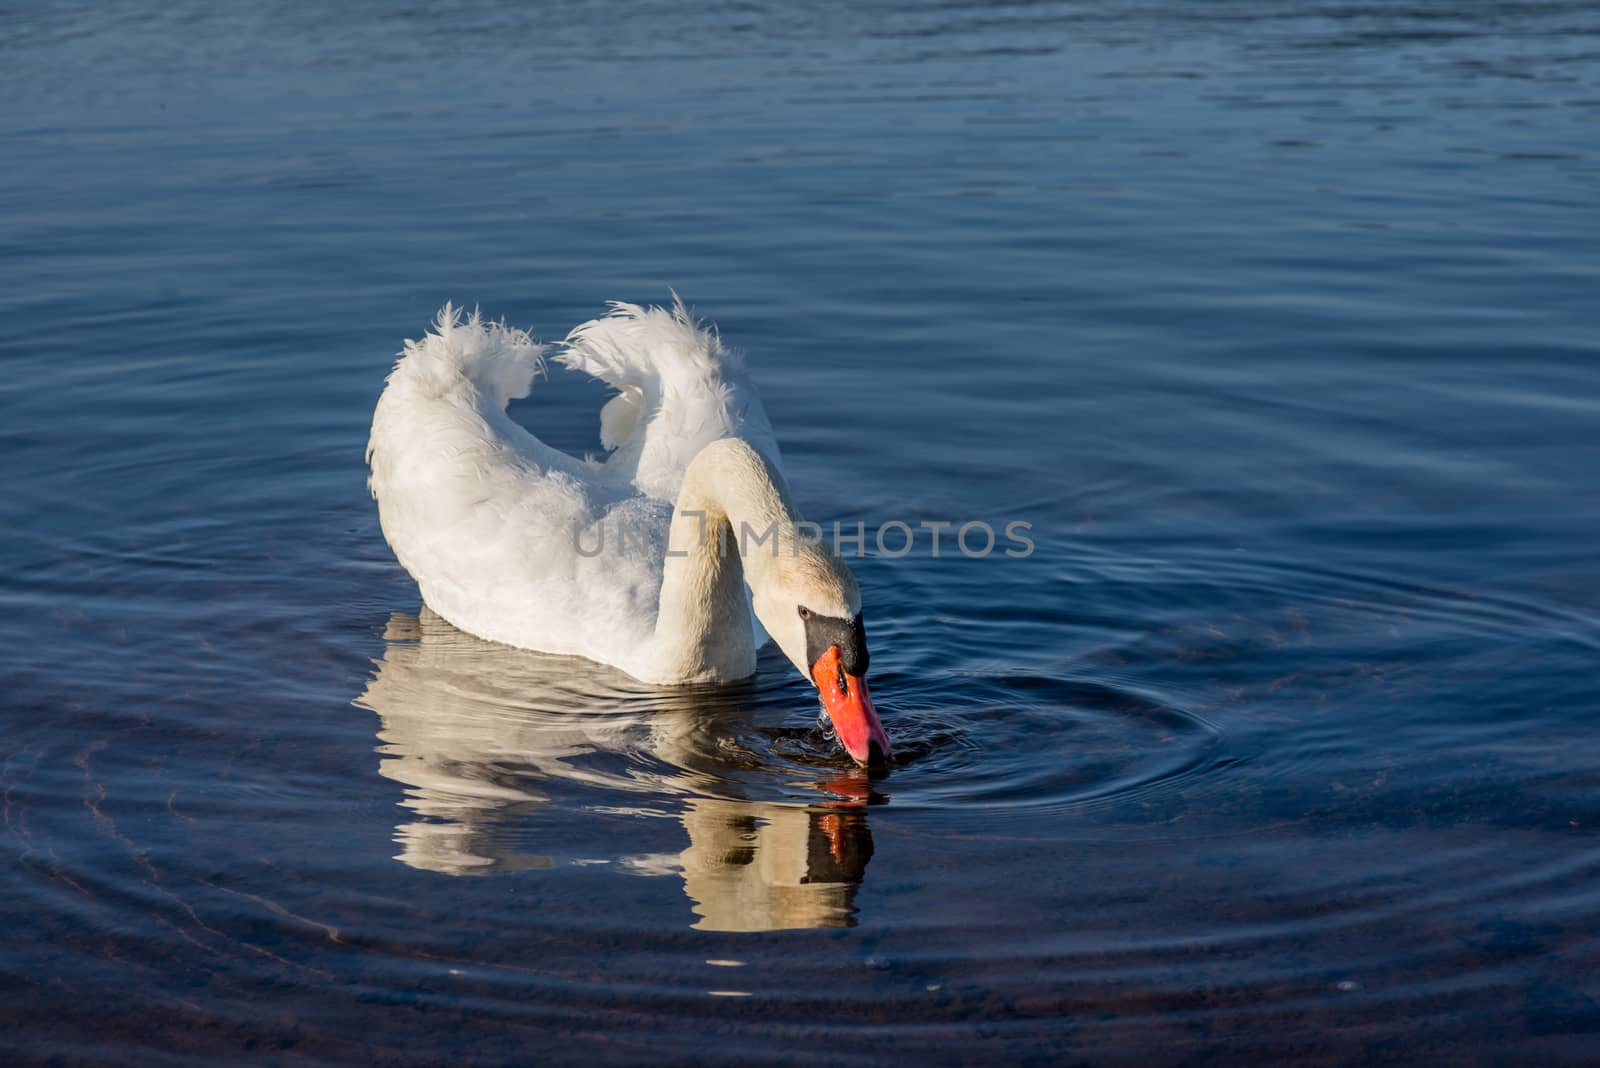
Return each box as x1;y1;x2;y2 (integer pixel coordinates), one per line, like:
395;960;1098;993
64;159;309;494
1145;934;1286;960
355;608;875;930
675;796;873;932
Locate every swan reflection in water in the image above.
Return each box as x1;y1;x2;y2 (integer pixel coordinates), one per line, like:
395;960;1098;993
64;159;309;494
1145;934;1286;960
354;609;874;931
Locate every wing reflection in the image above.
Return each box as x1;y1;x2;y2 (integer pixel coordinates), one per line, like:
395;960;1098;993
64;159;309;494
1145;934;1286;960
354;608;875;929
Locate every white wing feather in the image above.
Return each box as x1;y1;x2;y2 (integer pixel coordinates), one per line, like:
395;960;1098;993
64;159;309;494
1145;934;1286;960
367;300;776;678
558;296;781;502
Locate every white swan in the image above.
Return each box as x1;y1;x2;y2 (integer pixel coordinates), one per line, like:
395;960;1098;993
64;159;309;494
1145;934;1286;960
367;299;890;764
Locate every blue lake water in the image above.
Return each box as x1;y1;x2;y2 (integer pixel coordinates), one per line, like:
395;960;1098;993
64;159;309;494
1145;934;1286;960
4;1;1600;1061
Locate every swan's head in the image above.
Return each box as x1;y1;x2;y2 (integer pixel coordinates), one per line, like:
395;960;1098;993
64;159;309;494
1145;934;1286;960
751;546;891;767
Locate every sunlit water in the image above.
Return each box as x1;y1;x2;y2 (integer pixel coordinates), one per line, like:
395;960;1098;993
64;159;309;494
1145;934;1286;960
4;1;1600;1061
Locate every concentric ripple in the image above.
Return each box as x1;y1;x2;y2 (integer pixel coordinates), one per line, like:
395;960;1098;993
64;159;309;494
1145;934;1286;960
867;674;1223;816
356;609;1224;844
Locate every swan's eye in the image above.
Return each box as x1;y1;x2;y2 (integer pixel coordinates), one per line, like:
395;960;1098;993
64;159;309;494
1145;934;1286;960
798;606;812;620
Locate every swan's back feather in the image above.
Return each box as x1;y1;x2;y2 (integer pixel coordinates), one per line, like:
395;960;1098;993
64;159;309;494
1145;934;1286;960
367;300;775;679
558;297;780;502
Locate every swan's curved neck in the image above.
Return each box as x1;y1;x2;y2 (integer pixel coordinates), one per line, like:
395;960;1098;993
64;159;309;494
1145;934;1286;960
652;439;798;683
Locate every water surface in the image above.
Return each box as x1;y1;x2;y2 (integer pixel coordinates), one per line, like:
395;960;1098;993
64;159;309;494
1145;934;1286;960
4;1;1600;1062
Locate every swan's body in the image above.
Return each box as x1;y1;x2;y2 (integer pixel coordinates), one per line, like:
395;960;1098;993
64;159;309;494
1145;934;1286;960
368;300;890;763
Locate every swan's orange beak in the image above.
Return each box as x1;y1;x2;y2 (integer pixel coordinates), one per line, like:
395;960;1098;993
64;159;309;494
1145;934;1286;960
810;646;891;767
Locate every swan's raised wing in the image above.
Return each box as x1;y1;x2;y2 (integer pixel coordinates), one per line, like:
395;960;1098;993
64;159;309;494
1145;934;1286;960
367;306;669;677
558;298;781;503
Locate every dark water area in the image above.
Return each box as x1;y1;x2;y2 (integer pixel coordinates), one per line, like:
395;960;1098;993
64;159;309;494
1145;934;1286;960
4;1;1600;1062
